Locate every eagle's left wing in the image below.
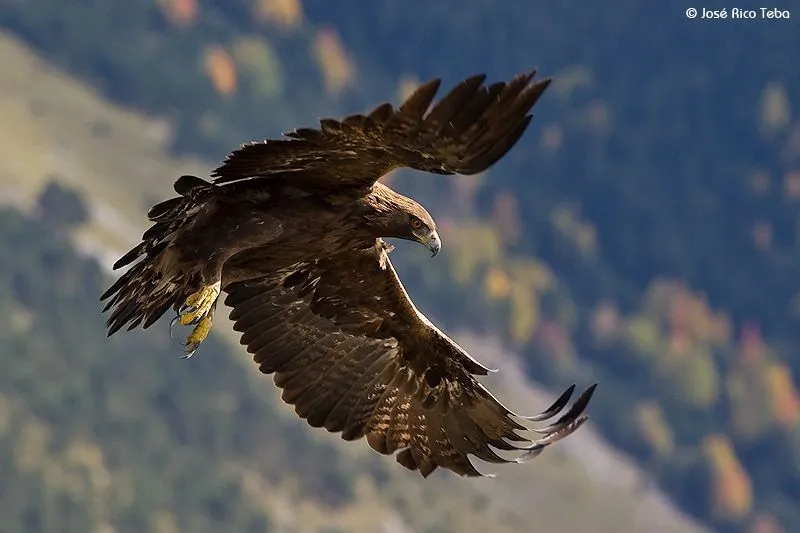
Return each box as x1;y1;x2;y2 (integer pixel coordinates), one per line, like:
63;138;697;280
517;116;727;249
210;71;550;191
223;242;595;477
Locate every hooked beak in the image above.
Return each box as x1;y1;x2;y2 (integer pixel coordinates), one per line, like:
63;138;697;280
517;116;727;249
425;230;442;257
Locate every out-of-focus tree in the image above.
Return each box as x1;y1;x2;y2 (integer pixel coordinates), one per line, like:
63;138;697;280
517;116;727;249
445;223;502;284
738;323;768;363
507;259;555;343
782;170;800;199
752;221;773;251
157;0;198;27
727;363;773;442
491;191;522;245
764;362;800;430
534;320;578;375
634;401;675;459
702;434;753;523
313;28;354;95
551;205;598;259
483;266;512;301
748;514;786;533
622;314;662;361
230;37;284;101
509;287;540;343
758;82;792;137
255;0;303;29
654;336;719;410
203;45;237;97
726;324;790;441
589;300;621;346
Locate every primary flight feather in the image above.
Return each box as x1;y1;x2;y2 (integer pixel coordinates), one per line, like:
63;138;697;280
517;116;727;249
102;70;597;478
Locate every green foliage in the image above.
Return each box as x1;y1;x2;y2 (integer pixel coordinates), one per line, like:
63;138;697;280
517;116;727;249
633;401;675;459
653;345;719;410
230;37;284;101
623;316;661;359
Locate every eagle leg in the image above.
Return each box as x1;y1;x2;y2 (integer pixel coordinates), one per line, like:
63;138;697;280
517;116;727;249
171;281;221;358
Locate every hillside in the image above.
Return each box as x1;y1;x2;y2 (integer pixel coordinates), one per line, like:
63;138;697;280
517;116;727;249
2;0;800;530
0;33;708;533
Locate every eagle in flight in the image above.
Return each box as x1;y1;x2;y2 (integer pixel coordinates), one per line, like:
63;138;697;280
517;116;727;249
102;70;596;478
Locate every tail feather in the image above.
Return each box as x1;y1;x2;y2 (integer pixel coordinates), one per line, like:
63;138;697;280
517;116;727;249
102;175;214;335
103;254;201;335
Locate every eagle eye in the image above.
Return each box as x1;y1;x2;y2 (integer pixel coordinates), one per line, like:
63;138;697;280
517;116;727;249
411;218;424;230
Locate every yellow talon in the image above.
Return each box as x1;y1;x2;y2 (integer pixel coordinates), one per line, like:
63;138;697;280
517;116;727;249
179;281;221;326
186;314;213;349
172;281;220;358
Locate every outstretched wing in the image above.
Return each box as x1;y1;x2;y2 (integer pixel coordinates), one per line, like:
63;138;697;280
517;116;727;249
211;70;551;190
223;242;595;477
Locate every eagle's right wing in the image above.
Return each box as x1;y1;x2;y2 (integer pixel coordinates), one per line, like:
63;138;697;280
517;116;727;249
210;71;550;191
222;242;595;478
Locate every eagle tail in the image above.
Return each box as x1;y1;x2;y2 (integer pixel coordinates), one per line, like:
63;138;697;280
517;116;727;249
101;175;214;336
101;257;199;336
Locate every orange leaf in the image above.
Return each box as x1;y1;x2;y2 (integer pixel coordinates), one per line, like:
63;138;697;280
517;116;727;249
255;0;303;29
313;28;355;94
158;0;198;27
204;45;237;97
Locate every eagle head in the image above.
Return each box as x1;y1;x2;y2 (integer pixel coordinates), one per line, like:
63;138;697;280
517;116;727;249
409;211;441;257
365;184;441;256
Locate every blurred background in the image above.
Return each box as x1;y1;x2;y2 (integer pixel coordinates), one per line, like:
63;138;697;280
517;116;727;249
0;1;798;532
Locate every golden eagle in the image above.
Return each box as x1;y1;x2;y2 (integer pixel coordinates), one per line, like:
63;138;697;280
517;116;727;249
102;70;596;477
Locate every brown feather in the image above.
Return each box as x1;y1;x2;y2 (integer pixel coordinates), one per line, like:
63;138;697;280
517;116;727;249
209;70;551;189
102;71;596;478
222;244;596;477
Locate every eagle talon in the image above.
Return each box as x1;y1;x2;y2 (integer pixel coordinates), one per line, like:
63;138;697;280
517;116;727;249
179;347;197;360
170;282;220;357
169;315;181;340
169;313;214;358
179;282;220;326
184;314;213;353
169;315;195;358
178;303;197;316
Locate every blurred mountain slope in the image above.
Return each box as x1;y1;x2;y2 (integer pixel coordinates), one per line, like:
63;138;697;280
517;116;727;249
2;0;800;530
0;32;708;533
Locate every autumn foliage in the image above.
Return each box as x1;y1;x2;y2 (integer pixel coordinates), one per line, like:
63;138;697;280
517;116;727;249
203;45;237;97
313;28;355;95
702;435;753;522
255;0;303;28
158;0;198;27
